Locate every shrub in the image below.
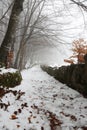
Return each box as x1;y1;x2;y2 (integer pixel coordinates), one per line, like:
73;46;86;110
0;71;22;88
0;62;5;68
64;38;87;64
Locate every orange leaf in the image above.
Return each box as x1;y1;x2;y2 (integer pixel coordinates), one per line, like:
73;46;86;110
10;114;18;120
64;59;74;64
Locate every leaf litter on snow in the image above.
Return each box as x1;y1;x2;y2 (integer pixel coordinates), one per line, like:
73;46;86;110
0;66;87;130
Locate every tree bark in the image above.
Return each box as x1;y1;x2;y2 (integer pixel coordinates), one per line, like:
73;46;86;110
0;0;24;66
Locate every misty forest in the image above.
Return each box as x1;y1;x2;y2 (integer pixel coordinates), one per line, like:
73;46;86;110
0;0;87;130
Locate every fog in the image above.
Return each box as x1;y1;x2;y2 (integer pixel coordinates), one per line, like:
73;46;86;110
0;0;87;68
26;0;87;68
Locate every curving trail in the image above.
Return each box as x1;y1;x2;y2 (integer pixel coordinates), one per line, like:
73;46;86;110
0;66;87;130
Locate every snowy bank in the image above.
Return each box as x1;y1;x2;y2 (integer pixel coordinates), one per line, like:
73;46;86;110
0;66;87;130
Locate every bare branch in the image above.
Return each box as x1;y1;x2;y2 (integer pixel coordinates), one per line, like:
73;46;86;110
71;0;87;11
0;1;14;22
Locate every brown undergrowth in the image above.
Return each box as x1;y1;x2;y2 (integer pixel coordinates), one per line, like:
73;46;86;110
64;38;87;64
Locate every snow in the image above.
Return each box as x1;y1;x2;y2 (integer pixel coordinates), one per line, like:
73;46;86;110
0;65;87;130
0;68;17;74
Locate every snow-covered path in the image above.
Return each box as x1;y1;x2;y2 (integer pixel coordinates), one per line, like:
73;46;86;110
0;66;87;130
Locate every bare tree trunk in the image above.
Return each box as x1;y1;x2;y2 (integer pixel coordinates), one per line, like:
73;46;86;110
18;45;26;70
0;0;24;66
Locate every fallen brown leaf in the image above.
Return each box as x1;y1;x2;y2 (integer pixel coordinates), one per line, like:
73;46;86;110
10;114;18;120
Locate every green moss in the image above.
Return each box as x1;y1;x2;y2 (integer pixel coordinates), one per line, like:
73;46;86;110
0;71;22;88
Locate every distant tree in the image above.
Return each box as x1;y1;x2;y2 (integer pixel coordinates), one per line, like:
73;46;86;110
0;0;61;70
0;0;69;70
14;0;64;70
14;0;47;70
